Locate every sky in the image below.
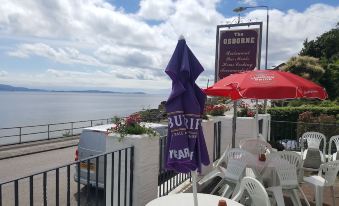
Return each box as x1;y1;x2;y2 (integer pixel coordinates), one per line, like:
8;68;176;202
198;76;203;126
0;0;338;93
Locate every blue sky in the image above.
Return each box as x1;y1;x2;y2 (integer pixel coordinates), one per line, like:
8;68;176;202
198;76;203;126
0;0;338;92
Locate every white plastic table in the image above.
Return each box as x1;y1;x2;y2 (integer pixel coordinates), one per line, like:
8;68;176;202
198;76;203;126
146;193;244;206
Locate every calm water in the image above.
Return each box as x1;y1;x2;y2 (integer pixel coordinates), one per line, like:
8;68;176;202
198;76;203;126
0;92;168;128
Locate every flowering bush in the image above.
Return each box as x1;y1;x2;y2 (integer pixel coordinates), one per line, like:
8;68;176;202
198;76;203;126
237;101;255;117
237;101;266;117
205;104;228;116
108;113;157;140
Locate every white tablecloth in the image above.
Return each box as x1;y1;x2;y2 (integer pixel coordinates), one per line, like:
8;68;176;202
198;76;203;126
146;193;244;206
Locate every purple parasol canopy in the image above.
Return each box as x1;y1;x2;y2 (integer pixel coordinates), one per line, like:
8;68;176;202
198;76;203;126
164;38;210;173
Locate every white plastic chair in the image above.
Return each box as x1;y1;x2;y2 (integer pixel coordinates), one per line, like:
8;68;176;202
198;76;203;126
301;132;326;171
240;138;273;155
214;144;231;168
272;151;303;183
231;176;271;206
198;145;230;186
219;159;248;197
328;135;339;161
267;157;310;206
199;148;260;197
303;160;339;206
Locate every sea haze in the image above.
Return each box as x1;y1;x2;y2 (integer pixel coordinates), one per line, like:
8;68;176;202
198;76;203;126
0;91;168;128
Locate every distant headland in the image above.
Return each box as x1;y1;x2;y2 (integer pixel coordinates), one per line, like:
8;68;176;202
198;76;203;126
0;84;146;94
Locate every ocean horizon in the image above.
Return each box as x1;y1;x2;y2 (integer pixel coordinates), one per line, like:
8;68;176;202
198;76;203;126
0;91;168;128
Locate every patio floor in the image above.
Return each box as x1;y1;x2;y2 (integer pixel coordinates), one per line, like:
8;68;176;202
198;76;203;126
298;179;339;206
201;177;339;206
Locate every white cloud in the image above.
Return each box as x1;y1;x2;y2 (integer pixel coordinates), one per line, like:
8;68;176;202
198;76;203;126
8;43;104;67
94;45;161;68
0;1;339;89
241;3;339;67
5;68;170;89
240;0;257;7
138;0;175;20
0;70;8;77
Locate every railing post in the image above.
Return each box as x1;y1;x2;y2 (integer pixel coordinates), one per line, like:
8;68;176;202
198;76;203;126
14;180;18;206
130;147;134;206
71;122;74;136
91;120;93;127
19;127;22;144
48;124;50;140
0;184;2;206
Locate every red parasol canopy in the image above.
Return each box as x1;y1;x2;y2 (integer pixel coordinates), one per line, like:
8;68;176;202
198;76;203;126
204;70;328;100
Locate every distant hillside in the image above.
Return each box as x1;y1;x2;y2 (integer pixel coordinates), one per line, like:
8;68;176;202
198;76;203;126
0;84;146;94
0;84;44;92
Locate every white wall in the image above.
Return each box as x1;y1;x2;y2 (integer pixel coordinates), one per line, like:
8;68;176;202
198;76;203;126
209;114;271;151
102;114;271;203
105;134;160;206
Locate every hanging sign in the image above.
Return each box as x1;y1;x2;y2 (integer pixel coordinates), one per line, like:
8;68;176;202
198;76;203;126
215;23;262;80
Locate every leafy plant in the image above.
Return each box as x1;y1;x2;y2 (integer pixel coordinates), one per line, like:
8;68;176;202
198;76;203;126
236;101;264;117
205;104;228;116
281;55;324;82
108;113;157;141
62;129;72;137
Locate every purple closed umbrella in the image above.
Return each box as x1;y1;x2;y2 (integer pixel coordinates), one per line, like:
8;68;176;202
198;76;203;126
165;37;210;175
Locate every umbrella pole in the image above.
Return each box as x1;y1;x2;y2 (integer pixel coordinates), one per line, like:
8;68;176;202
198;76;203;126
232;100;237;148
192;171;198;206
255;99;259;139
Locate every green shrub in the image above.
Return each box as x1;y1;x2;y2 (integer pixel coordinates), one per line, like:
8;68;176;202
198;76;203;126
296;111;339;138
269;107;339;144
268;106;339;122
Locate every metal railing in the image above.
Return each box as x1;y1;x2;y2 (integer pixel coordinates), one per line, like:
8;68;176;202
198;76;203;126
0;146;134;206
157;121;222;196
213;121;221;161
270;120;339;151
0;118;112;146
158;135;191;197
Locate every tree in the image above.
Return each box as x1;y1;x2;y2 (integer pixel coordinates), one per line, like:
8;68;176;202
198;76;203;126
300;24;339;61
281;56;324;82
319;64;339;100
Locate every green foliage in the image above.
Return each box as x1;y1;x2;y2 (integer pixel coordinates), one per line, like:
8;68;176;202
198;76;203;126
319;63;339;100
123;124;150;135
287;99;318;107
299;24;339;99
318;100;339;107
281;56;324;81
62;129;72;137
300;25;339;60
139;109;164;122
297;111;339;140
108;114;157;141
267;106;339;122
269;107;339;143
286;99;338;107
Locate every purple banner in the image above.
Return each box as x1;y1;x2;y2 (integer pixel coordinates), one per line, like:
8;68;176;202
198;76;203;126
218;29;260;79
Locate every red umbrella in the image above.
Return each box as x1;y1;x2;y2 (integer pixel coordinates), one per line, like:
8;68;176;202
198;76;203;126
204;70;327;100
203;70;327;148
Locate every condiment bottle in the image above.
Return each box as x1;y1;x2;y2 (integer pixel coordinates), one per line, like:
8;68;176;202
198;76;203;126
218;199;227;206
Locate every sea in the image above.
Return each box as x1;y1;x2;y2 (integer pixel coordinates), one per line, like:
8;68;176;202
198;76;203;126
0;91;168;128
